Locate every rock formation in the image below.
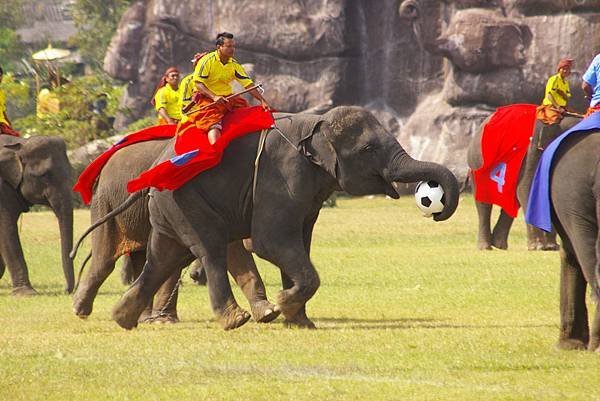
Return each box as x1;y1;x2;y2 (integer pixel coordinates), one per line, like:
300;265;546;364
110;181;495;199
104;0;600;182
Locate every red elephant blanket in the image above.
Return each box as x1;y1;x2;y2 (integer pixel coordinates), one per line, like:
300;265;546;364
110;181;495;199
472;104;538;218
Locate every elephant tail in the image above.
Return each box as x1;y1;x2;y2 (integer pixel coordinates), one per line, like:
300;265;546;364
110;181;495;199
70;190;146;259
73;251;92;292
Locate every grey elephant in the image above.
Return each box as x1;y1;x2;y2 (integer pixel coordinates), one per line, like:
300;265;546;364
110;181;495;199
106;106;459;330
0;135;74;295
72;138;279;328
547;131;600;351
467;116;579;250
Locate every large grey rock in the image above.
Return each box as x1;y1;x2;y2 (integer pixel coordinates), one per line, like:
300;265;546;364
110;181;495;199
104;0;600;181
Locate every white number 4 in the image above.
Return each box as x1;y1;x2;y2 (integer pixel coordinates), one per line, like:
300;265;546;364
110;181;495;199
490;162;507;193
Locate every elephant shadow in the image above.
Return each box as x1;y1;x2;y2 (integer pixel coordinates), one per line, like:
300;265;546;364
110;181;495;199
309;317;555;331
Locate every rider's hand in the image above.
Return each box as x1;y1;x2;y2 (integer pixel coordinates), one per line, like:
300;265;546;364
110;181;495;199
260;99;271;111
191;92;203;104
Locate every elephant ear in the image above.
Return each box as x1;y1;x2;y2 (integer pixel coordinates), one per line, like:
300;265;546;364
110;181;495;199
301;121;339;179
0;143;24;189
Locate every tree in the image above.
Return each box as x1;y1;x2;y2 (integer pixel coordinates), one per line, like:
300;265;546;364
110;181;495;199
71;0;133;69
0;0;24;29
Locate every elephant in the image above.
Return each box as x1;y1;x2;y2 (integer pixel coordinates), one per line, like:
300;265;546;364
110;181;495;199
72;138;280;327
0;135;75;295
549;131;600;351
467;115;579;250
107;105;460;330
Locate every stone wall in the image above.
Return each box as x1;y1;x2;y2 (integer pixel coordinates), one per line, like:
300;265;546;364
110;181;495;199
104;0;600;181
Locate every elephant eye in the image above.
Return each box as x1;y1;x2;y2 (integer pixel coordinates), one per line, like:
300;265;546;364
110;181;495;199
362;144;376;152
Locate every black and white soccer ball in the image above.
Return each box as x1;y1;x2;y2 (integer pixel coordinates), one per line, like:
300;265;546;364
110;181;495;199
414;181;445;217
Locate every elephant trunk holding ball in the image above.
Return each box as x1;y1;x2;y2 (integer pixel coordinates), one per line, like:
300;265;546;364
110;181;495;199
0;135;75;295
105;106;459;330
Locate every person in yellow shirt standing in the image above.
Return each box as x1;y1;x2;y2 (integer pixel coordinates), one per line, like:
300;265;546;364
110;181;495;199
152;67;182;125
536;58;573;124
188;32;270;144
0;66;20;137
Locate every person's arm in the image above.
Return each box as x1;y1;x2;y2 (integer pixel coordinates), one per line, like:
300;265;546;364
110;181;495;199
582;81;593;101
247;87;270;110
157;107;176;124
3;111;11;127
195;81;224;103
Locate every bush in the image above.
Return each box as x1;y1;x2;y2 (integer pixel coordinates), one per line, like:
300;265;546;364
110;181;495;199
13;75;124;148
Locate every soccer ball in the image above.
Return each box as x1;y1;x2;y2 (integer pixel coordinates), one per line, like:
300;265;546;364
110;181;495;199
414;181;445;217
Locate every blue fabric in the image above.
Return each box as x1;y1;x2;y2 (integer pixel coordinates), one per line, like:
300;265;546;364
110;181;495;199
526;111;600;231
583;54;600;107
170;149;199;166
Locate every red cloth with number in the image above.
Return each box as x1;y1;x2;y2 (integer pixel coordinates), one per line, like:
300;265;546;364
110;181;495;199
472;104;537;218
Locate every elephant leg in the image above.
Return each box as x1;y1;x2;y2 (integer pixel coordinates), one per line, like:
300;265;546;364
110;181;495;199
0;216;36;295
475;201;493;250
0;252;5;279
112;231;192;330
590;303;600;352
541;230;560;251
491;209;514;250
72;232;128;318
189;259;207;285
557;243;589;350
278;213;320;329
196;245;251;330
149;268;188;324
226;240;280;323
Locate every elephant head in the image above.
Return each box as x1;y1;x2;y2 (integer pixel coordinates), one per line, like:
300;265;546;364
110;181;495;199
316;106;459;221
0;136;75;293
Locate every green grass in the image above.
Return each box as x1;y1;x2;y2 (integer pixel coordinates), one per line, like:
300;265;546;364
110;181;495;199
1;195;599;401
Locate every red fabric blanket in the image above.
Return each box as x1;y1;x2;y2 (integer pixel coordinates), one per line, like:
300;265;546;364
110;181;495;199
473;104;537;218
73;124;178;205
126;106;275;193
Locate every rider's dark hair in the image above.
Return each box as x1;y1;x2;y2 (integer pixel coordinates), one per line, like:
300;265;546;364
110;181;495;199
216;32;234;47
0;66;3;75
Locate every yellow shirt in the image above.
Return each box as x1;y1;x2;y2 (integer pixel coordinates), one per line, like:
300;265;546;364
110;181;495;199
179;73;195;111
542;73;570;107
154;83;182;121
193;50;253;96
0;88;8;125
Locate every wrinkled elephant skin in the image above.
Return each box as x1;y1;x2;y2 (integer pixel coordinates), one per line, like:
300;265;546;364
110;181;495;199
111;106;460;330
0;135;74;295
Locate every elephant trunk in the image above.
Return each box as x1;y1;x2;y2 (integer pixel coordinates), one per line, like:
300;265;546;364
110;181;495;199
50;193;75;294
386;151;460;222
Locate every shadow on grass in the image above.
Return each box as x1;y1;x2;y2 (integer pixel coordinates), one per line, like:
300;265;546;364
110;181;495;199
312;317;555;331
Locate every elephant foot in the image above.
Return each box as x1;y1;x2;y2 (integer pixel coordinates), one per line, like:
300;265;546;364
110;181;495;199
11;286;38;297
72;295;94;318
283;314;316;329
189;265;207;286
556;338;587;351
491;238;508;250
218;303;251;330
137;307;154;323
588;337;600;352
478;242;492;250
250;300;281;323
276;288;306;320
143;313;180;324
112;292;146;330
541;243;560;251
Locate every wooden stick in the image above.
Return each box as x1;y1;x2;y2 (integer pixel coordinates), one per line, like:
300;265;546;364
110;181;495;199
182;83;263;115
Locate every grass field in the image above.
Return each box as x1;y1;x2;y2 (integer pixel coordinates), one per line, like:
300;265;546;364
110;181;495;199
1;195;599;401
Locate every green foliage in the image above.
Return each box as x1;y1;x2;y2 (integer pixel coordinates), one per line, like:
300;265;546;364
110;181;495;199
13;75;124;148
0;28;27;71
0;0;24;29
125;114;157;133
71;0;133;68
1;73;33;118
0;196;594;400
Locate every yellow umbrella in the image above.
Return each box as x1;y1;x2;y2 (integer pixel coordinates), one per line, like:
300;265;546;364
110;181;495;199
32;44;71;61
